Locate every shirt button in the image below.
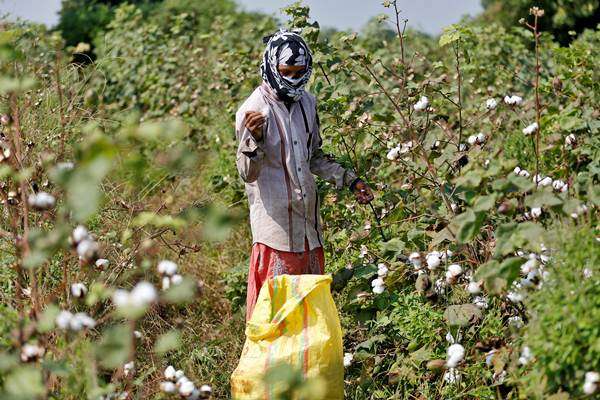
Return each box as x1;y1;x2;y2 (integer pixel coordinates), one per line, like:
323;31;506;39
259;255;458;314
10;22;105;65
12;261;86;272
294;140;298;145
298;167;301;172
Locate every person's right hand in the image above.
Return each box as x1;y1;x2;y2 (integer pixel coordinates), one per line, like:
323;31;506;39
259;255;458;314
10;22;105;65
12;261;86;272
244;111;265;141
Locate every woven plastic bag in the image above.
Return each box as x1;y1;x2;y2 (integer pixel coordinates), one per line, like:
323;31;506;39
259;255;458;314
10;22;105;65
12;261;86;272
231;274;344;400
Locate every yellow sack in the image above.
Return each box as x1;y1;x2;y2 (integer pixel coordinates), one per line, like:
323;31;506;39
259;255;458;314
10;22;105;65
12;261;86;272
231;274;344;400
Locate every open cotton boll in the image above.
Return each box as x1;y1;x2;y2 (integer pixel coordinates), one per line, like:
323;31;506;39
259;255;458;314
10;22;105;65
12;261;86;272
413;96;429;111
520;258;538;275
530;207;542;219
518;169;530;178
123;361;135;377
446;264;463;278
28;192;56;210
445;331;455;344
372;284;385;294
443;368;461;383
371;277;385;288
467;281;482;295
585;371;600;384
476;132;486;144
130;281;157;307
473;296;488;309
518;346;533;365
95;258;109;269
408;252;422;268
69;312;96;331
71;282;87;298
77;239;99;261
583;381;598;395
157;260;178;276
377;263;388;277
508;315;524;329
504;95;523;105
343;352;354;367
164;365;177;381
507;291;525;303
467;135;478;145
446;343;465;368
160;381;177;393
199;385;212;396
386;146;401;161
56;310;73;330
162;276;171;291
179;380;195;397
20;343;45;362
426;253;441;270
522;122;538;136
538;176;552;187
171;274;183;285
485;98;497;110
72;225;90;244
565;133;576;147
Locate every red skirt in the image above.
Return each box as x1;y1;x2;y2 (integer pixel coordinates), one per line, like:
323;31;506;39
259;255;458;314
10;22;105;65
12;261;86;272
246;239;325;321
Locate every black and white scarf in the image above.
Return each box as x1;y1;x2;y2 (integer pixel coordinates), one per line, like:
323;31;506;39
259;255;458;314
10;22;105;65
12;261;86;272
261;29;313;103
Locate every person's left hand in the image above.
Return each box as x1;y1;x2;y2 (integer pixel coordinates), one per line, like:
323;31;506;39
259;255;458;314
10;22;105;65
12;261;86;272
353;180;374;204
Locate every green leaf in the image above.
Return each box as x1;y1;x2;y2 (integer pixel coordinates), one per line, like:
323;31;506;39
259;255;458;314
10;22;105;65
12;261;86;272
67;156;112;222
96;325;132;369
494;222;545;257
473;194;497;212
454;209;485;244
3;366;45;398
444;304;482;326
524;189;563;208
508;174;535;192
162;278;196;304
475;257;522;293
154;330;181;354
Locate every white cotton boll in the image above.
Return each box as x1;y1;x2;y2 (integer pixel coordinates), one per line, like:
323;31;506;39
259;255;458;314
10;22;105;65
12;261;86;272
445;331;455;344
70;282;87;298
372;284;385;295
509;95;523;105
164;365;177;381
400;140;414;154
359;245;368;259
552;179;566;191
343;352;354;367
134;330;142;339
157;260;178;276
179;380;195;397
447;264;463;278
513;166;522;175
538;176;552;187
585;372;600;384
77;239;99;261
175;369;185;380
443;368;461;384
21;343;45;362
162;276;171;291
476;132;487;144
56;310;73;330
413;96;429;111
473;296;488;309
522;122;538;136
485;349;497;366
130;281;157;307
446;344;465;368
426;253;441;270
28;192;56;210
72;225;89;244
485;98;498;110
467;135;478;145
450;202;459;212
371;277;385;287
507;291;524;303
123;361;135;377
408;252;422;268
531;207;542;219
583;268;592;279
467;281;482;295
170;274;183;285
377;263;388;278
518;346;533;365
583;381;598;395
458;143;468;152
199;385;212;396
508;316;524;329
565;133;576;147
441;249;453;261
386;146;401;161
518;169;530;178
112;289;130;308
160;381;177;393
71;312;95;330
95;258;109;269
521;258;538;275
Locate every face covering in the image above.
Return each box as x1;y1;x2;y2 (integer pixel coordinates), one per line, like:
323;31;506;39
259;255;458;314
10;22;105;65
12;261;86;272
261;29;313;103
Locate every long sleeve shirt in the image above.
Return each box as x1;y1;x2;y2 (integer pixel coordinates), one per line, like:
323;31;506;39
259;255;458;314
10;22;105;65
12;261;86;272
235;83;358;252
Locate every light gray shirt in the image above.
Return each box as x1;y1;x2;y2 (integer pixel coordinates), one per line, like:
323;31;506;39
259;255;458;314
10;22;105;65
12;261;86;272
235;83;358;252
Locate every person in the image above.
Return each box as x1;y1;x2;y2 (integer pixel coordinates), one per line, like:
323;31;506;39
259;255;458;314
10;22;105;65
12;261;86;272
235;29;374;321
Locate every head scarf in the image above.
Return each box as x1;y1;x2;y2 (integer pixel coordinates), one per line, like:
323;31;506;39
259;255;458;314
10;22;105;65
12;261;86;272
261;29;313;103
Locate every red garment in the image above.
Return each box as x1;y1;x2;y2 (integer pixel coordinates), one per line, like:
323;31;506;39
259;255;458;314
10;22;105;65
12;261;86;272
246;239;324;321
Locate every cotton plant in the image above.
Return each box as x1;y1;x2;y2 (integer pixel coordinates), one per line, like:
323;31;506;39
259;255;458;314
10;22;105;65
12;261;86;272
445;264;463;284
70;225;100;263
157;260;184;290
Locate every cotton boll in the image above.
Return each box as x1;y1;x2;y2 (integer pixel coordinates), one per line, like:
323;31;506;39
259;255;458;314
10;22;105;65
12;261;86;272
485;98;497;110
112;289;130;308
467;281;482;295
133;330;142;339
508;316;524;329
513;166;522;175
157;260;178;276
583;268;592;279
538;176;552;187
377;263;388;277
343;352;354;367
70;312;95;330
518;346;533;365
522;122;538;136
72;225;89;244
552;179;566;191
518;169;530;178
441;249;453;261
199;384;212;396
467;135;477;145
162;276;171;291
530;207;542;219
476;132;486;144
565;133;576;147
445;264;463;283
445;331;455;344
77;239;99;261
372;284;385;295
160;381;177;393
443;368;461;384
520;258;538;275
56;310;73;330
507;291;524;303
409;252;422;268
164;365;177;381
413;96;429;111
583;381;598;395
71;282;87;298
446;343;465;368
426;253;441;270
179;380;195;397
95;258;109;269
28;192;56;210
130;281;157;307
473;296;488;309
123;361;135;377
386;146;401;161
20;343;45;362
584;372;600;394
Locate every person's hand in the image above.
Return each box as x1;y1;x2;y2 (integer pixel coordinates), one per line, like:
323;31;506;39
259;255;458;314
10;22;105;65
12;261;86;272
244;111;265;141
353;180;374;204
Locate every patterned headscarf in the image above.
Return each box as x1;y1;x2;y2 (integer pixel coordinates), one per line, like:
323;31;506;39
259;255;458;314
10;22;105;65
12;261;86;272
261;29;313;103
